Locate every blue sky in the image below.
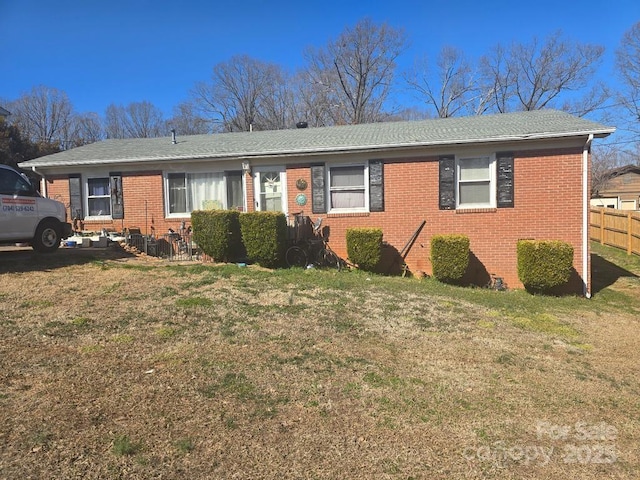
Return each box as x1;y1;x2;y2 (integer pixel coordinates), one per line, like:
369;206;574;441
2;0;639;119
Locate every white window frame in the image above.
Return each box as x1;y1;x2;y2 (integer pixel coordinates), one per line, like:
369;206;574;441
327;163;369;213
85;175;112;220
455;154;496;209
166;172;189;217
164;170;243;218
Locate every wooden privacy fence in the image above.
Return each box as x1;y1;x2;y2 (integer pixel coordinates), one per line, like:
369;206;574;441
590;207;640;256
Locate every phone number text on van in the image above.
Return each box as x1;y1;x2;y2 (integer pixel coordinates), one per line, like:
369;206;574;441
3;205;36;212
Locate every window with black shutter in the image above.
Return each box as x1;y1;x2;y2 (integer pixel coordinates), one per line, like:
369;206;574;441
313;161;385;214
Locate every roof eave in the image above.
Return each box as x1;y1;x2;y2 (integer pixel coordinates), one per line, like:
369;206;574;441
19;128;615;169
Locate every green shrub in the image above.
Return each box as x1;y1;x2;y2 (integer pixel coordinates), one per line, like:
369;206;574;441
239;211;287;268
191;210;243;262
346;228;383;271
430;234;470;283
517;240;574;292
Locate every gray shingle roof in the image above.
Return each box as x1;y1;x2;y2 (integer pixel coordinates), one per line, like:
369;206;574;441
19;109;614;168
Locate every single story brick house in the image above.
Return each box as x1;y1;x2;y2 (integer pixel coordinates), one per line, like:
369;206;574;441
19;109;614;295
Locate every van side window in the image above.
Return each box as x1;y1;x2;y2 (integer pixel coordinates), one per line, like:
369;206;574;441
0;169;32;196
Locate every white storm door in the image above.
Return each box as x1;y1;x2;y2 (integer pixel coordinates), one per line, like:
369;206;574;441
254;167;287;216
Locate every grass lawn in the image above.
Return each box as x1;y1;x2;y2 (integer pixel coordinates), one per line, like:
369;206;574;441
0;242;638;479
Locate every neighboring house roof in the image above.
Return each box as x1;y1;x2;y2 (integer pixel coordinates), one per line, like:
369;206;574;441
19;109;615;168
0;106;11;117
603;164;640;179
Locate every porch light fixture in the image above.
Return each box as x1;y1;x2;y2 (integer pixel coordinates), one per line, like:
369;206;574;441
242;161;251;174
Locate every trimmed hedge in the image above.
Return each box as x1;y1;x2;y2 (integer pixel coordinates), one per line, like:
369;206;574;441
191;210;243;262
517;240;574;292
346;227;383;271
430;234;470;284
239;211;288;268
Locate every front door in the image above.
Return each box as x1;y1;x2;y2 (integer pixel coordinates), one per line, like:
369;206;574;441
254;167;287;216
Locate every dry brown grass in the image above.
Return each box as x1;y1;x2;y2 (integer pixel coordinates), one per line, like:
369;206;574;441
0;244;638;479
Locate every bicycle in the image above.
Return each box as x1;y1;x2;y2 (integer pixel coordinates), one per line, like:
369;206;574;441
285;217;343;270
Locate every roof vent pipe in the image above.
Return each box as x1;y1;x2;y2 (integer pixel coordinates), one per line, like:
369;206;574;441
296;121;308;129
171;129;177;144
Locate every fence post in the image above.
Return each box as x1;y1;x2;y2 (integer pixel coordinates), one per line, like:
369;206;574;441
600;208;605;245
628;212;633;255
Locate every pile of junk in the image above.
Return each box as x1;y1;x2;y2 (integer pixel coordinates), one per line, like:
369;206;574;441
64;222;198;261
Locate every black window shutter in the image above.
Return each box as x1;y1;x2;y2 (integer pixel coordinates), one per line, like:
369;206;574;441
439;156;456;210
496;153;514;208
68;175;83;220
109;173;124;220
311;164;326;214
369;160;384;212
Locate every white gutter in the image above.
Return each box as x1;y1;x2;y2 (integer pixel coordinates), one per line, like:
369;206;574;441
31;166;47;197
583;134;594;298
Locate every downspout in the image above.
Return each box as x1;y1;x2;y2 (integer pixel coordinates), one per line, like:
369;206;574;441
583;134;594;298
30;166;47;197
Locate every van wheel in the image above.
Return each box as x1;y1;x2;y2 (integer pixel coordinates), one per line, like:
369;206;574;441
33;220;61;253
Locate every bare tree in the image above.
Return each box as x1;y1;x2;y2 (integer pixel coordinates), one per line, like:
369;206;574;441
72;112;104;146
259;77;298;131
292;70;337;127
591;144;624;196
105;101;165;138
616;21;640;135
303;18;407;125
479;32;606;115
404;46;479;118
104;104;127;139
192;55;292;132
478;44;514;114
8;85;74;145
167;101;211;135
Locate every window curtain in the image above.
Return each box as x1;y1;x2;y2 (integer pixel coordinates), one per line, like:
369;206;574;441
188;173;224;211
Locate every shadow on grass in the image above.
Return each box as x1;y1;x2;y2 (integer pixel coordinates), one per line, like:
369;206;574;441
0;244;136;274
591;253;638;295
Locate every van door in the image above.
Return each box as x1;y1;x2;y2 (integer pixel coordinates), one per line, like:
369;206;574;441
0;168;39;239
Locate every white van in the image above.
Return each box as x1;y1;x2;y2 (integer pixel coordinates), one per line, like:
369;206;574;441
0;164;72;252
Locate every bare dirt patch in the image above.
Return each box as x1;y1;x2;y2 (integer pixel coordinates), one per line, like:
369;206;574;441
0;244;638;478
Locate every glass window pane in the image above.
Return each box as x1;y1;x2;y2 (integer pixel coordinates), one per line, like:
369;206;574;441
459;182;490;205
261;193;282;212
88;178;109;196
88;197;111;216
331;190;365;209
0;170;31;194
227;172;243;210
168;174;187;213
460;157;490;181
259;171;282;212
331;166;364;187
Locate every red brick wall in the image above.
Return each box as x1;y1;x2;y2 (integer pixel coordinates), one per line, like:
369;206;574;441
46;171;186;235
285;147;587;292
43;146;588;292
